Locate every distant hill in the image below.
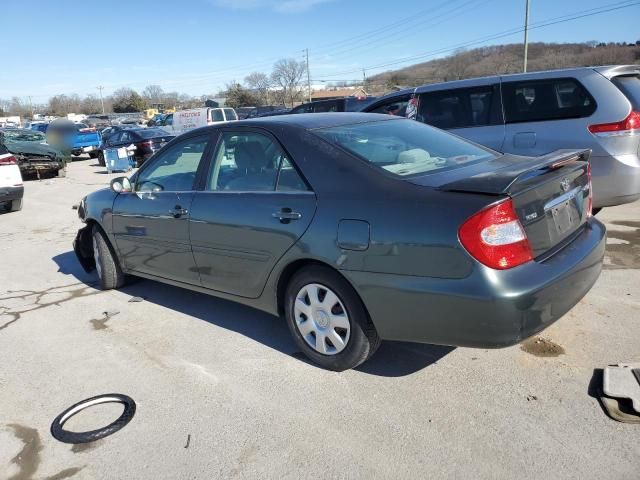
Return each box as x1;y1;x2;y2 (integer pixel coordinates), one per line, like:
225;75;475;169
365;41;640;94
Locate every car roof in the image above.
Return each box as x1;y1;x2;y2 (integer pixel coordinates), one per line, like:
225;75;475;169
235;112;399;129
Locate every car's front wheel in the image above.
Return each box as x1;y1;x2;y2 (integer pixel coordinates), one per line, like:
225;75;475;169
284;265;380;371
92;226;125;290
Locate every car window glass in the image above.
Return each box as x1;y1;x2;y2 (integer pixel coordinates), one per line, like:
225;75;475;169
120;132;133;143
418;87;499;129
277;157;308;191
503;78;596;123
369;97;410;116
314;101;339;113
135;136;208;192
165;115;173;126
291;103;311;114
212;109;224;122
223;108;237;121
612;74;640;109
208;132;286;191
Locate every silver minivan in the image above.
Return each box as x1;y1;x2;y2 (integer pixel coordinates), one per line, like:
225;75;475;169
362;65;640;210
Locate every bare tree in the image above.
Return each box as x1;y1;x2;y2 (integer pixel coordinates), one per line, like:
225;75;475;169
142;84;164;104
244;72;271;105
270;58;306;107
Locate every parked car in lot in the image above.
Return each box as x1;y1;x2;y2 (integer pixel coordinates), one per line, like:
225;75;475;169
0;128;65;177
99;127;173;167
0;143;24;212
246;106;290;118
236;106;257;119
290;96;377;114
46;119;102;158
362;65;640;211
159;107;238;135
73;113;605;371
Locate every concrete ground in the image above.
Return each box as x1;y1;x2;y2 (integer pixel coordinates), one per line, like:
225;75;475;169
1;157;639;480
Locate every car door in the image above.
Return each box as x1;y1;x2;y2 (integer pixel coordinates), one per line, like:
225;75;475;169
416;83;505;151
189;128;316;298
111;133;213;284
501;76;597;156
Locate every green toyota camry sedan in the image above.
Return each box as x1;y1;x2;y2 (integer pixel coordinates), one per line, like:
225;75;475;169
74;113;605;370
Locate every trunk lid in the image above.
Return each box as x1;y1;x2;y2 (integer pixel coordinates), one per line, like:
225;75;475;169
411;149;592;258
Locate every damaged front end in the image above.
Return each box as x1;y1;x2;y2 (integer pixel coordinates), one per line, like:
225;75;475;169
73;199;95;273
15;152;64;177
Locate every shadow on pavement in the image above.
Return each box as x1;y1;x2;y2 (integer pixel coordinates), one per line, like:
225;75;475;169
53;250;453;377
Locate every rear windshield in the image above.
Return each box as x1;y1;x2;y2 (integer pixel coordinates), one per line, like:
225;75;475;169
314;119;497;177
137;129;169;138
611;75;640;109
2;130;45;142
224;108;237;121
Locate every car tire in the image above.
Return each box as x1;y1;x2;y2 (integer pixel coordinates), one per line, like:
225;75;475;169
92;225;125;290
284;265;380;371
89;151;99;159
10;198;23;212
97;151;105;167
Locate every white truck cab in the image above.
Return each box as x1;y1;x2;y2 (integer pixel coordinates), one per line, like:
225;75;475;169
161;107;238;135
0;144;24;212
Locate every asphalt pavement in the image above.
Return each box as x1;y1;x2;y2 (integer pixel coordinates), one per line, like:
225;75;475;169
1;157;639;479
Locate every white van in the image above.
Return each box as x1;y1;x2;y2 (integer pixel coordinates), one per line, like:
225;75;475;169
161;107;238;135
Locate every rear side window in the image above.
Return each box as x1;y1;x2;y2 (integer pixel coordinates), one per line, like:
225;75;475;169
611;75;640;109
418;86;501;129
503;78;596;123
224;108;237;121
313;101;340;113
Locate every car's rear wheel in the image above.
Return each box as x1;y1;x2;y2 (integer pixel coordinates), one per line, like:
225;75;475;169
92;226;125;290
89;151;99;159
10;198;22;212
284;265;380;371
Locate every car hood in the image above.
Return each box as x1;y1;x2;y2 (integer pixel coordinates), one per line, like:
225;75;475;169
4;140;63;158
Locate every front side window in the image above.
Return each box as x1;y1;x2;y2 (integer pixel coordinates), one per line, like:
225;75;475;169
135;135;209;192
314;119;496;177
503;78;596;124
211;109;224;122
368;97;410;116
208;131;305;192
223;108;238;121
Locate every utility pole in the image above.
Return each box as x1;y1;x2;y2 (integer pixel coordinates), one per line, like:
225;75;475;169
27;96;33;117
97;86;105;114
523;0;530;72
305;48;311;103
362;69;367;91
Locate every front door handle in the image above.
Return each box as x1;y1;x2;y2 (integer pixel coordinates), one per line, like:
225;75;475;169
170;205;188;218
272;208;302;223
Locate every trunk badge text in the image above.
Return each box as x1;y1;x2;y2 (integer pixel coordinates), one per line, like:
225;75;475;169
560;178;571;192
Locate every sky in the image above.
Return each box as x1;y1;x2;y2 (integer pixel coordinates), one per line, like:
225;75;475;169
0;0;638;102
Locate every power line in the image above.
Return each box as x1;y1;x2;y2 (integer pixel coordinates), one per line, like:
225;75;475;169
314;0;640;80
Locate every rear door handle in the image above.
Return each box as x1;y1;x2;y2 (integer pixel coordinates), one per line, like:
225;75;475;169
170;205;188;218
272;208;302;223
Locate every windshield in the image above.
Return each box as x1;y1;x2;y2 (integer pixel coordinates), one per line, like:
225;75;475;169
314;119;497;177
3;130;46;142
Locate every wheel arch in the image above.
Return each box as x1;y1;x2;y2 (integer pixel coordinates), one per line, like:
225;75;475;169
275;259;375;328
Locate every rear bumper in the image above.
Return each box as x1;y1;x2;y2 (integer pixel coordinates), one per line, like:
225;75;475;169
19;161;63;173
0;185;24;203
342;219;606;348
591;153;640;208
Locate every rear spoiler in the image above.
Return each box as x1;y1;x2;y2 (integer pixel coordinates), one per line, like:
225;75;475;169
439;149;591;195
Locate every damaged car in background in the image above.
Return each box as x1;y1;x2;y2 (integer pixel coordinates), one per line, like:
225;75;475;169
0;128;66;178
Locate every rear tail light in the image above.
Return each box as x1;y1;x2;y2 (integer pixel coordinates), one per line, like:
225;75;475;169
0;155;18;165
459;199;533;270
586;162;593;218
588;110;640;135
137;140;154;152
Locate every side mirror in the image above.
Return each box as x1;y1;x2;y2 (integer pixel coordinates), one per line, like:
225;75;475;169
110;176;132;193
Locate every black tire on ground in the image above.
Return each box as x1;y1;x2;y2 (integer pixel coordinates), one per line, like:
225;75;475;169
592;207;602;216
89;151;99;159
284;265;381;371
10;198;22;212
97;150;105;167
92;225;125;290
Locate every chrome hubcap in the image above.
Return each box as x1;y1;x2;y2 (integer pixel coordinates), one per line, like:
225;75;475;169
293;283;350;355
93;236;102;280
